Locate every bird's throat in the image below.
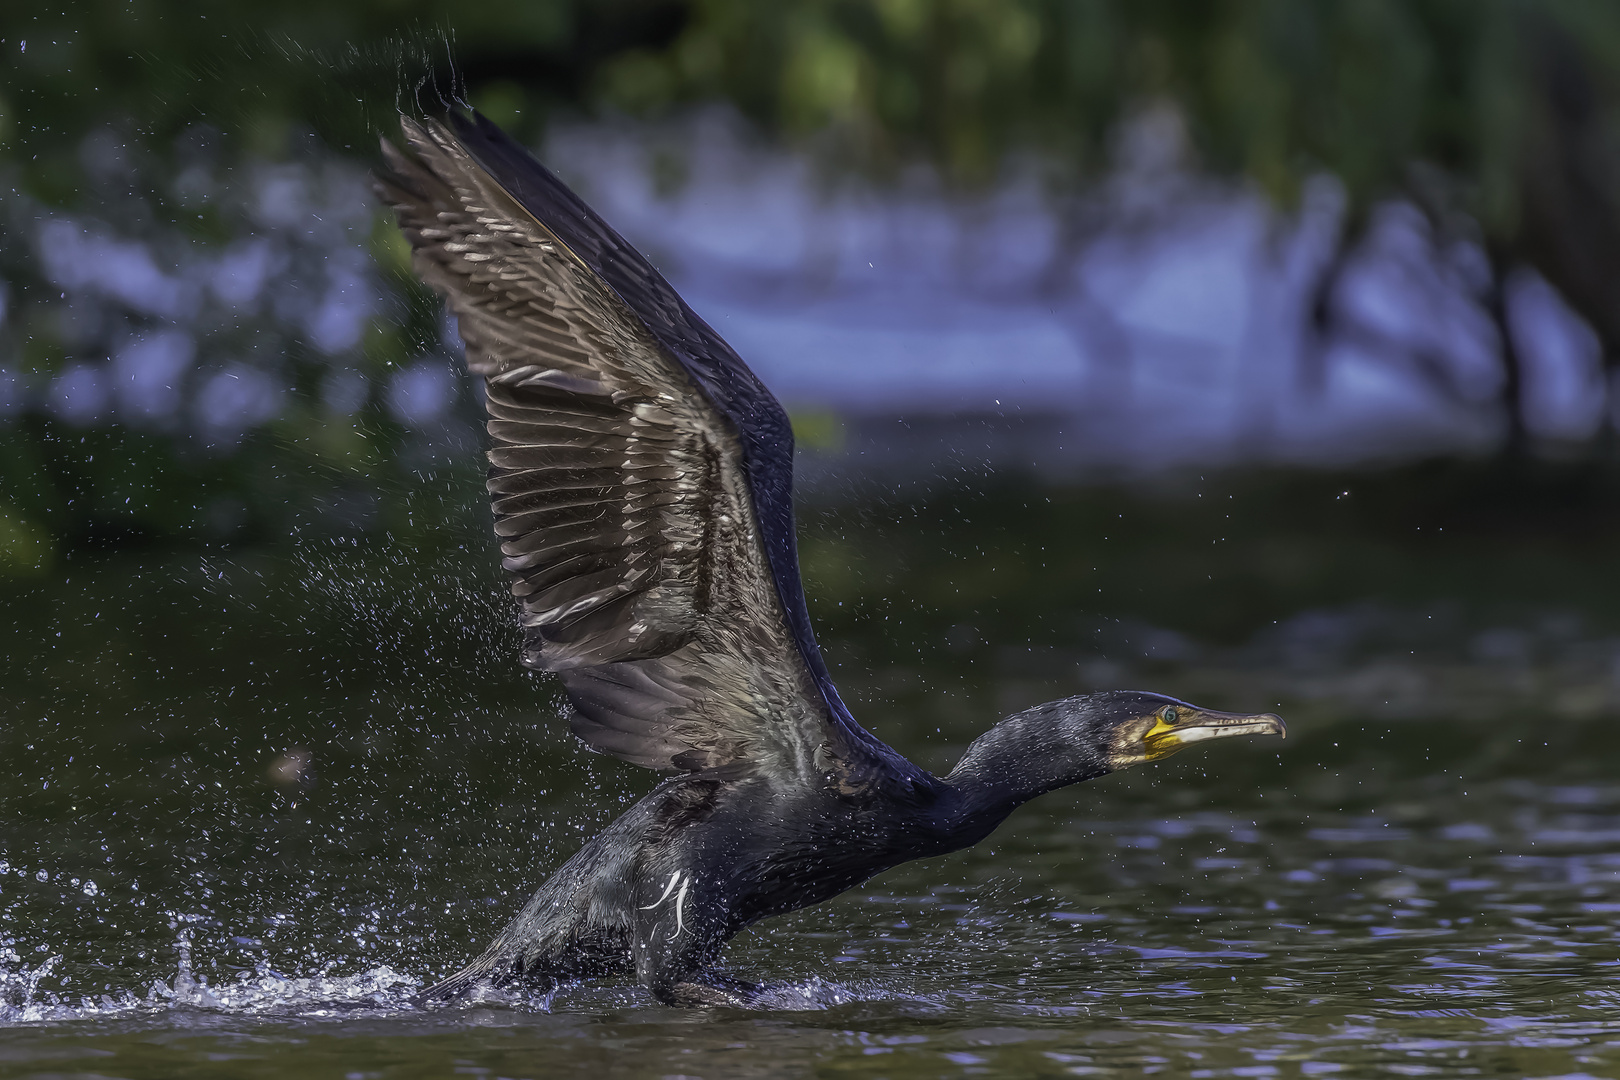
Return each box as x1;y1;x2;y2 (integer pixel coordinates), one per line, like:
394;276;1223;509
940;714;1111;833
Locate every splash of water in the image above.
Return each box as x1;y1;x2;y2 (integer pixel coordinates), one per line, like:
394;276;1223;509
0;930;422;1024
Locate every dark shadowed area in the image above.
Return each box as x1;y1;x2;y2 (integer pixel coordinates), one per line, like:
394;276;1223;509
4;3;1620;1078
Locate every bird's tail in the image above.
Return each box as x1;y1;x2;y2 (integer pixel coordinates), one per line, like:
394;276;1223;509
415;802;644;1006
415;949;543;1005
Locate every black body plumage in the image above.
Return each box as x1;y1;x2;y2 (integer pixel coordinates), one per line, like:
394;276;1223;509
374;114;1284;1007
428;693;1132;1005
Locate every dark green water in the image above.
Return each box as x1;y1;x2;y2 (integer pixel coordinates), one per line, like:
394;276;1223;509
4;472;1620;1078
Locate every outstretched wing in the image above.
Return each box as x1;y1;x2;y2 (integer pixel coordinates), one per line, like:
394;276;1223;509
375;113;926;790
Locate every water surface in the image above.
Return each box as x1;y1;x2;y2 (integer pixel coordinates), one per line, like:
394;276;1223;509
4;480;1620;1078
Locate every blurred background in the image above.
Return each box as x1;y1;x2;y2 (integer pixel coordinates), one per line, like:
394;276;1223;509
6;3;1620;1070
5;0;1620;716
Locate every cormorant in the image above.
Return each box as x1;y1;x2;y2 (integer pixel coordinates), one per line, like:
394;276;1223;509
375;113;1286;1008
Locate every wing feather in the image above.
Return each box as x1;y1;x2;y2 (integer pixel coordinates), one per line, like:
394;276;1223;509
376;113;930;793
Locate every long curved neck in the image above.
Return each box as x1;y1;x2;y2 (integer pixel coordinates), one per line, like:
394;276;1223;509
936;711;1110;847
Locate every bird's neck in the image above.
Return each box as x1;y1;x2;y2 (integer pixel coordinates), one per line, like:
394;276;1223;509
937;712;1110;845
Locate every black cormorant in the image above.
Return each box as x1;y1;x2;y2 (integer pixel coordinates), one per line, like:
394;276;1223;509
375;113;1286;1008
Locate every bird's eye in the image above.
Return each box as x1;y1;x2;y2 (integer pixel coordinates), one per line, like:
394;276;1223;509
1159;706;1178;723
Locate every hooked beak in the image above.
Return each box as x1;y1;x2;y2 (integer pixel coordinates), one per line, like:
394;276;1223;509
1143;708;1286;762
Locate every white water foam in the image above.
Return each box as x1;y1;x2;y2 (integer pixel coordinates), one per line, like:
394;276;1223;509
1;943;902;1022
0;933;422;1024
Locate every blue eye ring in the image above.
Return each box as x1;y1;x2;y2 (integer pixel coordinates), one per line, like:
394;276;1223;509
1159;706;1178;723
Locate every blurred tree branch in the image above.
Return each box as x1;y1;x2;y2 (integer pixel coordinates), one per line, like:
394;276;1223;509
618;0;1620;442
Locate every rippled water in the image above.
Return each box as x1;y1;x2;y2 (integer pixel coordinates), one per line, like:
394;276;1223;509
5;484;1620;1078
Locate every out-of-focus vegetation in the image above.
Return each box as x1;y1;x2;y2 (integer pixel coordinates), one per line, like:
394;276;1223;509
637;2;1620;438
2;1;1619;565
12;2;1620;211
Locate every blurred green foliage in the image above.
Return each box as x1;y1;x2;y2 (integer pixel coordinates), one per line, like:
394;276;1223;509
1;0;1617;568
13;2;1616;219
591;1;1620;384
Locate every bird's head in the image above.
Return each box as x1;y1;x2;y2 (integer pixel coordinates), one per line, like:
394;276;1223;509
944;689;1287;825
1091;690;1286;770
951;690;1285;789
